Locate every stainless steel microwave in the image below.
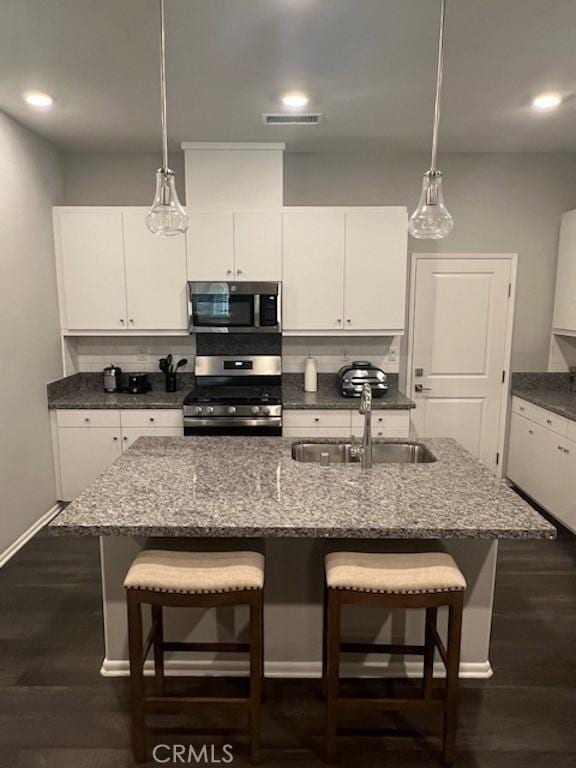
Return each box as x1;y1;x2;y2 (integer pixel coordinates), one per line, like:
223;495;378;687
187;281;281;334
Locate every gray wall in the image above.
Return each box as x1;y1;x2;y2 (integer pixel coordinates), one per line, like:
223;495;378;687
0;111;63;559
62;150;576;370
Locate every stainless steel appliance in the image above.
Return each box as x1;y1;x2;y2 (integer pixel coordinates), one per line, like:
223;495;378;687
127;373;150;394
183;355;282;436
337;361;389;398
187;281;281;334
103;364;122;393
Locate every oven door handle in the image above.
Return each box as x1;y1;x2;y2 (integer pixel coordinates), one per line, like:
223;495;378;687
183;417;282;429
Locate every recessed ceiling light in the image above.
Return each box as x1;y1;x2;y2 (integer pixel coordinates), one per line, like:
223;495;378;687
532;92;562;111
23;91;54;109
281;92;309;109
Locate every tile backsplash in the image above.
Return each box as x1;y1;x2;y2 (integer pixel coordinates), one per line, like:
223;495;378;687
549;333;576;372
69;335;401;376
72;337;197;374
282;336;400;374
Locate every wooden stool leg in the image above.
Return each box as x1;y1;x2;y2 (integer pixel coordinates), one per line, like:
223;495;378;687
443;595;463;766
325;589;341;764
321;579;328;699
127;591;146;763
152;604;164;696
423;606;438;698
249;591;264;764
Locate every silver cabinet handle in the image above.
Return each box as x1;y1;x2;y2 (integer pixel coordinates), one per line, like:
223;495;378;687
129;319;134;324
346;319;351;324
149;417;155;423
336;319;342;324
236;269;243;276
120;318;125;324
113;436;118;441
528;429;533;434
564;448;570;455
547;419;553;425
314;418;320;423
226;269;232;275
84;417;90;423
123;436;128;441
558;445;564;451
415;384;433;393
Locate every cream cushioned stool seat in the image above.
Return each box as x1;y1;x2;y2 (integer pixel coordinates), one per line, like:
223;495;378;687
124;549;265;594
325;551;466;594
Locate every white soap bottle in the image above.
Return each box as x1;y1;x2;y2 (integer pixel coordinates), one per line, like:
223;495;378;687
304;356;318;393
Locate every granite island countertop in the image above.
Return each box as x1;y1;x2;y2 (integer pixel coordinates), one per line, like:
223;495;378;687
49;436;555;540
511;372;576;422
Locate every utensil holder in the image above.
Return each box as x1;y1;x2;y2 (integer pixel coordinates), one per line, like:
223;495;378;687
165;372;177;393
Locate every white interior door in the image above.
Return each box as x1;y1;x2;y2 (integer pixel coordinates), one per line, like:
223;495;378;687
123;209;187;330
410;256;513;471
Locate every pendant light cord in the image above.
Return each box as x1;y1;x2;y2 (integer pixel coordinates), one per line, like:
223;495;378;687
159;0;169;170
430;0;446;172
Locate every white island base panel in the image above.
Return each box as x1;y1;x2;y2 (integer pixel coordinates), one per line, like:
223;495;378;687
99;537;497;680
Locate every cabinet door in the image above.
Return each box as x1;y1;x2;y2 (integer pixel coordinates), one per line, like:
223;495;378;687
507;413;540;497
123;209;187;330
283;211;345;331
558;441;576;534
344;210;407;332
186;212;234;280
58;428;122;501
121;426;182;452
57;210;127;330
233;212;282;281
536;429;567;514
553;210;576;331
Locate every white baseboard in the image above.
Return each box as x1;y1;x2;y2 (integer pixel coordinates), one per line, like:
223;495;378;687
0;503;62;569
101;657;493;680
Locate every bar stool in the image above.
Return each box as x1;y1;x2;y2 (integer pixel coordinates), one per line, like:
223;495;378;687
124;549;265;763
323;551;466;765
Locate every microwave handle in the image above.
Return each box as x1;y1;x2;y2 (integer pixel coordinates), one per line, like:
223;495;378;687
254;294;261;328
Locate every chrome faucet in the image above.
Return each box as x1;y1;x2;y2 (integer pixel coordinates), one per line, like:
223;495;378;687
359;382;373;469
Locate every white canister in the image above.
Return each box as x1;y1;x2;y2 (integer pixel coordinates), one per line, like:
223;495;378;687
304;356;318;393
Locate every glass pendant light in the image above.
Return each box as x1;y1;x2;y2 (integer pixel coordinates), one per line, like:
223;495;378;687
408;0;454;240
146;0;188;237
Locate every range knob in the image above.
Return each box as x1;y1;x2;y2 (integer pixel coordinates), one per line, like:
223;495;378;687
250;406;260;416
261;407;270;416
227;406;237;415
206;406;214;415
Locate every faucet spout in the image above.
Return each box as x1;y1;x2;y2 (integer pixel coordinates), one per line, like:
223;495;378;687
359;382;373;469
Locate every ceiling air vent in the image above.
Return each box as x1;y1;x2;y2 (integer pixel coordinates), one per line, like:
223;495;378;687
262;113;323;126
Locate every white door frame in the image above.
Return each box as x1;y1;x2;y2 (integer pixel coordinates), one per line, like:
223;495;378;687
406;253;518;477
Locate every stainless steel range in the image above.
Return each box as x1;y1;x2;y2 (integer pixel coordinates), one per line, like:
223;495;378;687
183;355;282;436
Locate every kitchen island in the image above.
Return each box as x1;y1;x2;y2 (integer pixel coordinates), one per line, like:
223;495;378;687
50;436;554;680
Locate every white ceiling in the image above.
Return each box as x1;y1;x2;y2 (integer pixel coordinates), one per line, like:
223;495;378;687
2;0;576;153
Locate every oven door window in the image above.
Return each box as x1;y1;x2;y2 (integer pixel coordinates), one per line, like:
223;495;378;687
192;287;254;328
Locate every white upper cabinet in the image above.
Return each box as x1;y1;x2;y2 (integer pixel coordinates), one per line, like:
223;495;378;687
123;208;187;330
234;212;282;281
186;210;281;281
55;207;187;333
344;210;407;332
553;209;576;333
282;207;407;335
56;209;127;331
186;211;234;280
283;210;346;332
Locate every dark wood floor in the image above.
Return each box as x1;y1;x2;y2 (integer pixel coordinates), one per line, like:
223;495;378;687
0;522;575;768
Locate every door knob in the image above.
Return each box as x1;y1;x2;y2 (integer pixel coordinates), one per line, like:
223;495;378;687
415;384;433;393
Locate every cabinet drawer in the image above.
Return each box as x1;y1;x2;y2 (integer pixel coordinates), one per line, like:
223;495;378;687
283;426;351;438
56;409;121;428
120;409;183;428
352;424;410;439
511;398;567;436
283;410;352;429
351;410;410;431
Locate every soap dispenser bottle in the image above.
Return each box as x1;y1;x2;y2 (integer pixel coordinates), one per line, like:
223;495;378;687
304;356;318;393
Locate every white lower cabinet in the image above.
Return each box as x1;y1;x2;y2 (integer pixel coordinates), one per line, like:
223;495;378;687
507;399;576;534
56;409;183;501
283;409;410;439
59;427;122;501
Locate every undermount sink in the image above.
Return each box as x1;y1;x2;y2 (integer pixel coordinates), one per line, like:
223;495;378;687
291;441;437;465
